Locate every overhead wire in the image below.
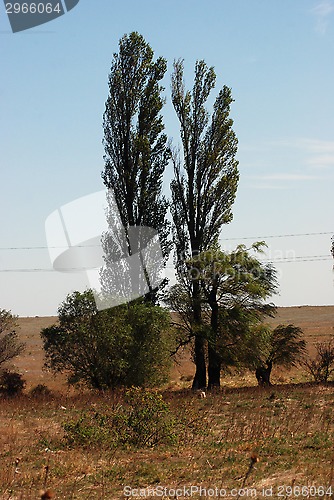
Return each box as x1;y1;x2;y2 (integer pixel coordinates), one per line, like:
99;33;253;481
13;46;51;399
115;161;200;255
0;230;332;251
0;231;332;272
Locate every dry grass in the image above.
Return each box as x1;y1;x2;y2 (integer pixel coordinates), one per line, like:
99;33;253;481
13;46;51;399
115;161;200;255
0;385;334;498
0;306;333;498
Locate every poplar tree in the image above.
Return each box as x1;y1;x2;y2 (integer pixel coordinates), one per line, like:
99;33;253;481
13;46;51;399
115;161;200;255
102;32;171;303
170;59;239;389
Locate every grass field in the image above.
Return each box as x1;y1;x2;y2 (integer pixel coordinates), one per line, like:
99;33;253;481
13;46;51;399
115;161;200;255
0;306;333;499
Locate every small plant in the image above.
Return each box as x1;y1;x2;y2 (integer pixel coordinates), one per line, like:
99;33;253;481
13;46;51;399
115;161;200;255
304;338;334;382
63;411;113;446
0;370;26;396
237;453;259;499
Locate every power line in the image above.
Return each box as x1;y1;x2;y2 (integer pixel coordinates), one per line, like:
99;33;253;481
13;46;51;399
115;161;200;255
221;231;333;241
0;255;332;273
0;231;332;251
0;244;97;251
260;255;332;263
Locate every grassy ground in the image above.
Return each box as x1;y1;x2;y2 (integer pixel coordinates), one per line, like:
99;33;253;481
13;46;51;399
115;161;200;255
0;306;333;499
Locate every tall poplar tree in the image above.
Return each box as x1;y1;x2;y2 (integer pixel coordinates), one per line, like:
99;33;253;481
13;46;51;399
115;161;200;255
170;59;239;389
101;32;171;303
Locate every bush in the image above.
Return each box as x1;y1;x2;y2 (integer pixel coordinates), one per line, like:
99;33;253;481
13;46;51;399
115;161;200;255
63;388;176;449
304;338;334;383
0;309;25;368
41;290;173;390
0;370;26;396
30;384;52;398
254;324;306;386
122;387;177;447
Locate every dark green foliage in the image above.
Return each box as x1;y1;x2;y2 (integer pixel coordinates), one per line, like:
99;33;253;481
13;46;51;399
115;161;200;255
262;324;307;368
63;388;176;448
0;370;26;396
0;309;25;367
171;60;239;270
41;290;172;389
124;303;173;387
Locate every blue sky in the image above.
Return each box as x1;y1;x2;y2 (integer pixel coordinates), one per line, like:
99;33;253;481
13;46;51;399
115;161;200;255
1;0;333;316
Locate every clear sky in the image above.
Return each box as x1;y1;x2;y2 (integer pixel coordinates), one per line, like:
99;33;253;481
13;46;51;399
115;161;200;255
1;0;333;316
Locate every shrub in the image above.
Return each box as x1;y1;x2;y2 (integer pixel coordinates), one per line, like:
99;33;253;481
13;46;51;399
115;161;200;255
122;387;177;447
30;384;52;398
0;370;26;396
42;290;173;389
63;411;113;447
0;309;25;368
254;324;306;386
63;388;176;449
304;338;334;383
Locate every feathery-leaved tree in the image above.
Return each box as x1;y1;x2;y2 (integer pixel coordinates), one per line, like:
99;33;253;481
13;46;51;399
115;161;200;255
194;243;278;388
255;324;306;386
167;243;278;389
101;32;171;303
170;59;239;389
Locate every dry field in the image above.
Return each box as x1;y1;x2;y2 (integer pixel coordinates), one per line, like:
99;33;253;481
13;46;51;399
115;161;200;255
0;306;333;499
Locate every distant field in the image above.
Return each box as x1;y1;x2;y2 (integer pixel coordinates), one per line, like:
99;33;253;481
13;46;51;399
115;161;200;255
13;305;334;391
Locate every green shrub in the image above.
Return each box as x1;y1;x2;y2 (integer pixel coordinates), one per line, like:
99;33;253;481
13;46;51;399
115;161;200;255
63;410;113;447
0;309;25;368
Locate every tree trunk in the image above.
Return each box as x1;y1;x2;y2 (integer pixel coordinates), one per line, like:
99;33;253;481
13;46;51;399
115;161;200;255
207;286;221;390
191;280;206;390
255;361;273;386
192;335;207;390
207;344;221;389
